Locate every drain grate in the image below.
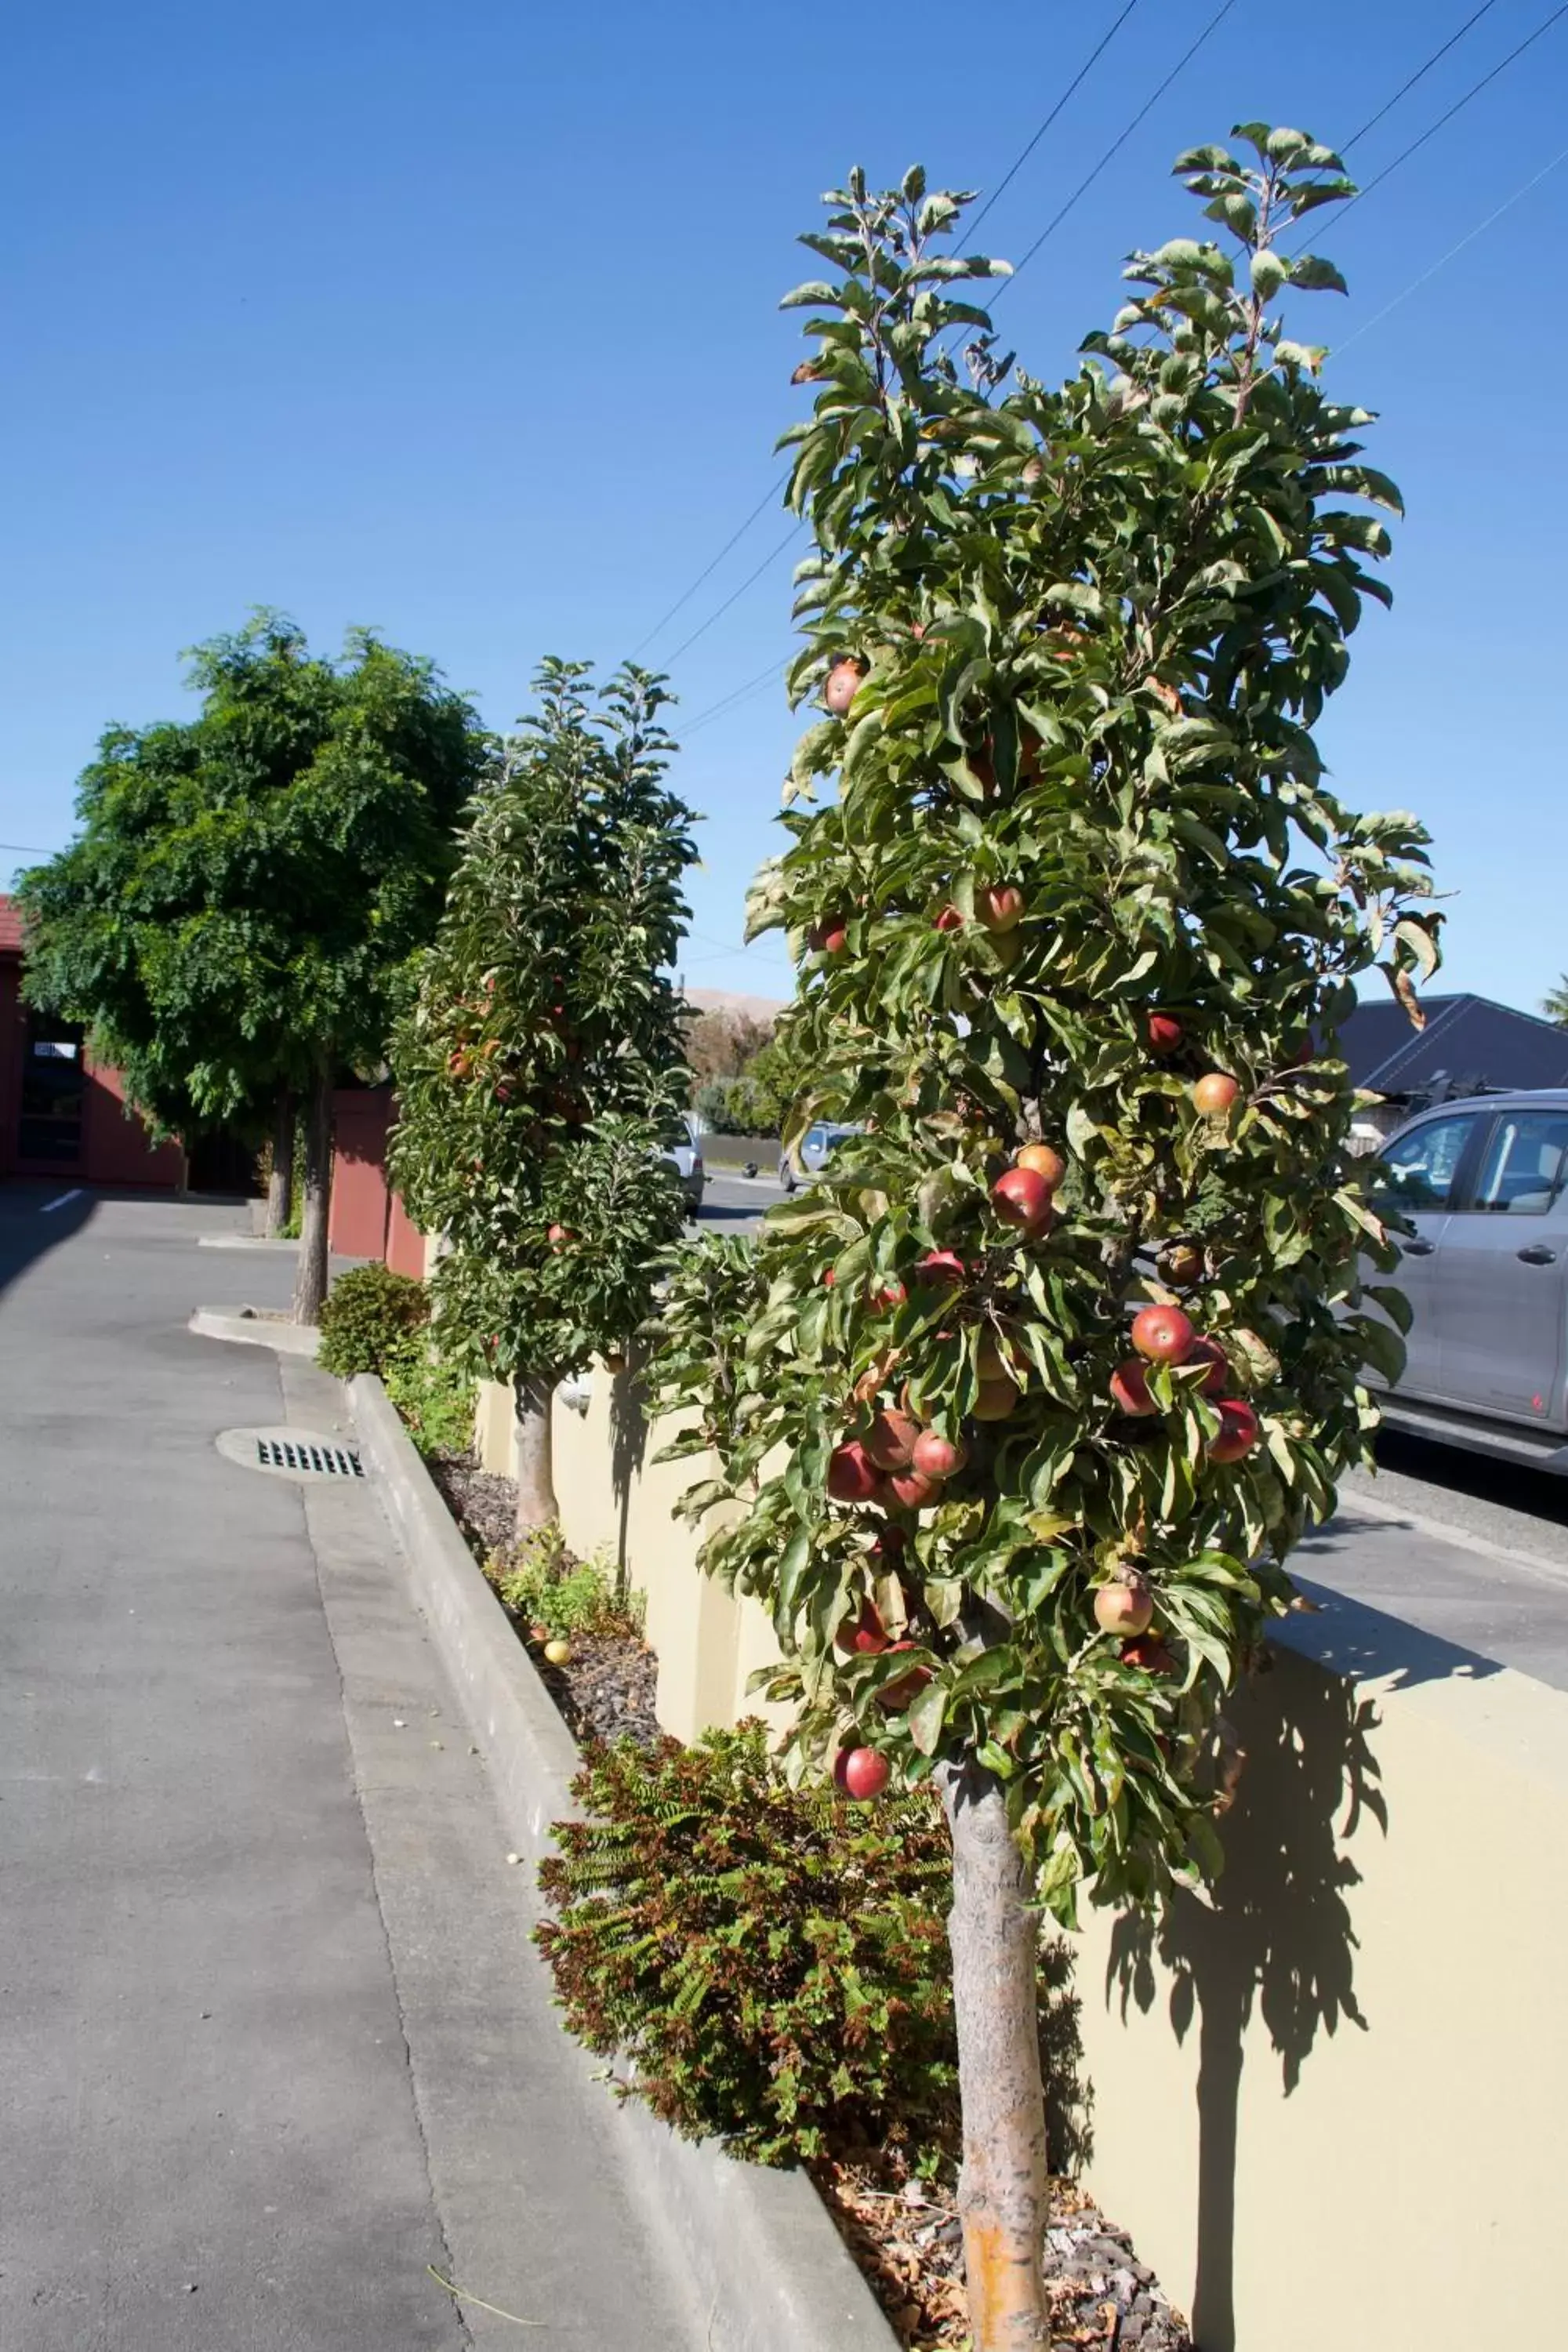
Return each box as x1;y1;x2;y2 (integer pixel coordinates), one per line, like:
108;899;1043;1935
256;1436;363;1479
216;1425;368;1484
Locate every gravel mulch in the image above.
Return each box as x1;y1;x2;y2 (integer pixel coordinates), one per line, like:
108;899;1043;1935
423;1450;662;1748
817;2159;1192;2351
534;1632;662;1748
426;1451;519;1561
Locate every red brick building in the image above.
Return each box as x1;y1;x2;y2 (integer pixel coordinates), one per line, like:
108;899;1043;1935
0;898;183;1188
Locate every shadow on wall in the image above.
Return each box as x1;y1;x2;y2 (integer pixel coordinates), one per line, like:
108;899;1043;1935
1040;1933;1094;2178
607;1353;651;1606
1105;1644;1387;2352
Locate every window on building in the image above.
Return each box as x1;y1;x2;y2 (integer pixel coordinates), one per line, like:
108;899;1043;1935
18;1010;86;1163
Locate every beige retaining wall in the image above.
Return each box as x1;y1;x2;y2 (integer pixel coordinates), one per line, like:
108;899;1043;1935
474;1370;1568;2352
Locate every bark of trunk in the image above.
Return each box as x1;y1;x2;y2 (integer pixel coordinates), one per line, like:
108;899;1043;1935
290;1064;333;1326
264;1084;294;1240
513;1373;560;1536
938;1755;1051;2351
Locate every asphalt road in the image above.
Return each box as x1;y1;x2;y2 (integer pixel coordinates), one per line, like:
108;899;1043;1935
693;1166;782;1232
0;1185;697;2351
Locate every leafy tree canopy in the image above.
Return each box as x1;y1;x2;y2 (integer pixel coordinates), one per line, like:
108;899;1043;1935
654;132;1440;1920
389;659;698;1406
16;612;491;1130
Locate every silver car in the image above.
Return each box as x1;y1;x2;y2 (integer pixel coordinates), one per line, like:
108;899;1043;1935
779;1121;862;1194
662;1113;706;1220
1371;1090;1568;1467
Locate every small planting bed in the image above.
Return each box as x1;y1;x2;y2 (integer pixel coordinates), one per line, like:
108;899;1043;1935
424;1451;660;1747
820;2157;1191;2349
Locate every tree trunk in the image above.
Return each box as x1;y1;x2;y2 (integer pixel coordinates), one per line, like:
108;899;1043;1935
264;1084;294;1240
938;1755;1051;2351
291;1063;334;1326
514;1373;559;1535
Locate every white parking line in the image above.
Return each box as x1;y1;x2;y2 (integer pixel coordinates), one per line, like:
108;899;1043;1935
39;1189;83;1214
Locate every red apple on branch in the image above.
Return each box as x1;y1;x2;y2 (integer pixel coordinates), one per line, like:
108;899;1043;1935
887;1466;943;1510
865;1409;920;1471
826;1441;881;1503
834;1745;891;1800
1192;1072;1240;1116
992;1167;1054;1232
1094;1582;1154;1636
1109;1359;1156;1417
1131;1305;1194;1364
877;1643;933;1712
825;656;867;715
1014;1142;1065;1189
911;1428;966;1480
1185;1337;1229;1398
1146;1012;1184;1056
835;1597;890;1656
1207;1399;1260;1464
973;1378;1020;1421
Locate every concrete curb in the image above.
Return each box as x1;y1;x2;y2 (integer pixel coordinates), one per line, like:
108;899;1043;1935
189;1306;322;1356
347;1373;898;2352
197;1235;307;1253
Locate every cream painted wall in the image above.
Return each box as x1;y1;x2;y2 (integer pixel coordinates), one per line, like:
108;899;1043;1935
474;1369;790;1741
1066;1624;1568;2352
475;1370;1568;2350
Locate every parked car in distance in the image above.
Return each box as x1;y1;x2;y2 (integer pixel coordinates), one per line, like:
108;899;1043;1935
662;1113;706;1218
1367;1090;1568;1472
779;1121;862;1193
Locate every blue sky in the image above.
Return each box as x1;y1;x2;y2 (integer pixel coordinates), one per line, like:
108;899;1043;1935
4;0;1566;1015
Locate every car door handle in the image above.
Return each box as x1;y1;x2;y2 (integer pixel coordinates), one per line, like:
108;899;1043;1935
1516;1243;1559;1265
1401;1237;1436;1257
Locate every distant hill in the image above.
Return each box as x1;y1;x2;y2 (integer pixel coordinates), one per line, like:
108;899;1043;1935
686;984;788;1023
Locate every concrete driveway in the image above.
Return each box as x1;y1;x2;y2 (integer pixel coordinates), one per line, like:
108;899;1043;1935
0;1189;698;2350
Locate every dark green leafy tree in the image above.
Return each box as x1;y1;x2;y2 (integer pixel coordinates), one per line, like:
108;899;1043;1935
16;614;489;1313
648;133;1439;2350
1542;975;1568;1028
389;659;697;1534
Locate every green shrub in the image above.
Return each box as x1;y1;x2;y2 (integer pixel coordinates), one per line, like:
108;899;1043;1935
484;1525;641;1639
383;1338;475;1457
535;1722;960;2165
317;1263;429;1376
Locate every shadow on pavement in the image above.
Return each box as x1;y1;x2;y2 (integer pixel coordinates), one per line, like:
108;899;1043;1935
0;1181;100;1309
1373;1425;1568;1529
1106;1645;1387;2352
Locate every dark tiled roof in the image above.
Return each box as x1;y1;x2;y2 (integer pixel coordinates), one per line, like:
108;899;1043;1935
1339;993;1568;1098
0;896;22;955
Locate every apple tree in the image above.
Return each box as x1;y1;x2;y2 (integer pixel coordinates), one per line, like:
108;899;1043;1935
389;659;698;1534
648;134;1439;2349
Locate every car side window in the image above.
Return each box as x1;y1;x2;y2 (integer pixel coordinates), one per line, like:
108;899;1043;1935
1465;1112;1568;1217
1377;1113;1476;1215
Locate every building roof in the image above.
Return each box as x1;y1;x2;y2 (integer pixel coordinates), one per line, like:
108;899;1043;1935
0;896;23;957
1339;992;1568;1100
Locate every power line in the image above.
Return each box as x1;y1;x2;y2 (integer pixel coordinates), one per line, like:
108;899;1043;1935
1294;1;1568;247
632;477;784;658
634;9;1151;661
1341;1;1503;151
959;0;1146;250
1335;138;1568;355
662;524;804;667
1000;0;1244;290
684;661;782;738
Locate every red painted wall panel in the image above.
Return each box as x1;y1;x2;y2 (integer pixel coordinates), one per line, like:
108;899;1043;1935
385;1187;426;1279
328;1089;393;1261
